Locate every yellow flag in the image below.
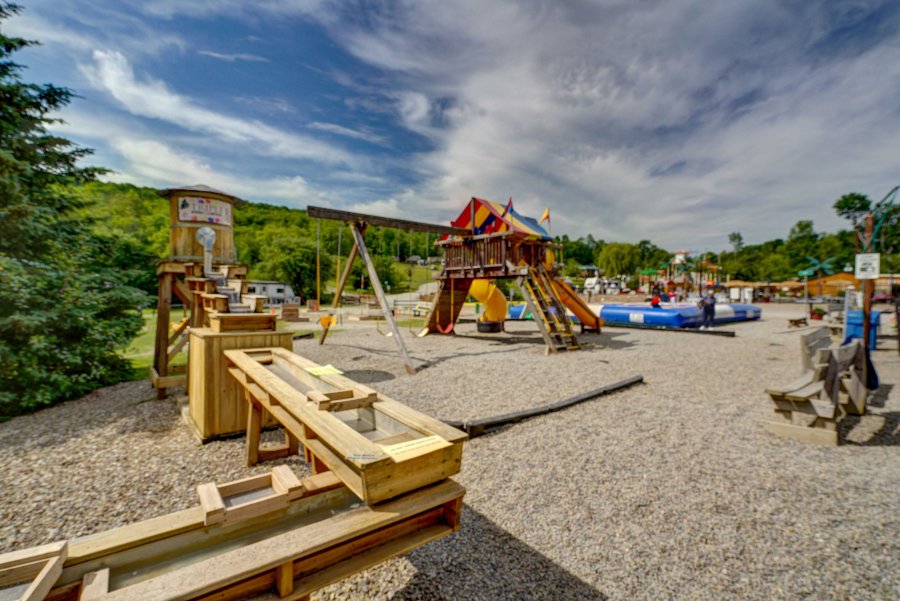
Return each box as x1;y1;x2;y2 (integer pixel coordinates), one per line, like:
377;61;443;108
539;208;550;224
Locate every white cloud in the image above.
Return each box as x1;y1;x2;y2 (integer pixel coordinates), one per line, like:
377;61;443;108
198;50;269;63
109;138;323;204
307;122;387;146
301;0;900;248
80;50;352;166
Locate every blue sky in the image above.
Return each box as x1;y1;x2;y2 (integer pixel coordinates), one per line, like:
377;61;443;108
6;0;900;250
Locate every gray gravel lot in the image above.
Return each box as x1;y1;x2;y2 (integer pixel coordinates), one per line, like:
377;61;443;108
1;304;898;600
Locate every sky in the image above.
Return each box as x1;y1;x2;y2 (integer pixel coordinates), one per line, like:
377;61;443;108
6;0;900;250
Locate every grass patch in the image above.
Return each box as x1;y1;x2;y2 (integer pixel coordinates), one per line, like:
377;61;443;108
121;308;190;381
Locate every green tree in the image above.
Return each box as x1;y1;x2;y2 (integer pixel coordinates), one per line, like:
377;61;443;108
833;193;871;228
0;3;145;417
728;232;744;252
596;243;640;277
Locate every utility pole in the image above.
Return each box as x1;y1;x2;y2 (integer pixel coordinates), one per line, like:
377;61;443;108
862;212;874;353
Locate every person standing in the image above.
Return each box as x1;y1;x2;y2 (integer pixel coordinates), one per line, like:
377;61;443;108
700;288;716;329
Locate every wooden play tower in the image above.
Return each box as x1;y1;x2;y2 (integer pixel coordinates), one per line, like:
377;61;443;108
151;185;266;398
422;198;599;353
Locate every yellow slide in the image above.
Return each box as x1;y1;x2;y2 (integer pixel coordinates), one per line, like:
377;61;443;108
469;279;507;322
552;278;602;331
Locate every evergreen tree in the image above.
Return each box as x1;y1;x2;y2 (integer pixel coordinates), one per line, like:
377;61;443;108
0;3;145;417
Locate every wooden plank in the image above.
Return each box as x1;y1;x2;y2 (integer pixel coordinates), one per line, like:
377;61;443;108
271;466;304;500
20;554;66;601
766;421;838;446
197;483;226;525
276;562;293;598
363;444;463;504
0;544;67;601
783;381;824;401
173;278;193;306
302;438;366;502
95;480;464;600
306;205;466;236
153;273;173;397
167;316;190;346
0;542;66;571
166;334;189;363
349;223;416;375
225;351;389;467
65;509;204;566
246;401;263;467
149;368;186;390
78;568;109;600
58;476;349;589
222;493;289;526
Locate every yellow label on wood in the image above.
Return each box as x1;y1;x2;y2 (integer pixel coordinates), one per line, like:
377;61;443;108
305;364;343;376
380;435;449;459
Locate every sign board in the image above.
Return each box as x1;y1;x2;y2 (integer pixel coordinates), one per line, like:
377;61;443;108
797;269;814;277
855;253;880;280
178;196;232;226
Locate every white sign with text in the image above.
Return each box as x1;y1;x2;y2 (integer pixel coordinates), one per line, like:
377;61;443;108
855;253;880;280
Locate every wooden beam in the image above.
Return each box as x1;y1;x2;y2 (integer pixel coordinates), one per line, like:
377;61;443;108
307;205;466;236
173;278;193;306
153;273;173;398
350;223;417;375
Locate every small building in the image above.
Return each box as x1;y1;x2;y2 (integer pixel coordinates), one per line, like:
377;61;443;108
245;280;299;305
804;272;859;297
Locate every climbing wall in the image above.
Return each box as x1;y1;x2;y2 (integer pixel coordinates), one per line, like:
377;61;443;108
423;277;473;335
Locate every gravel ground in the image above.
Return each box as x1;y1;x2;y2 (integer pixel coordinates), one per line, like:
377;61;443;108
2;304;899;600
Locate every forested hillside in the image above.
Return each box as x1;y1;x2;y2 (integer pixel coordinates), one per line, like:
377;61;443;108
71;182;443;302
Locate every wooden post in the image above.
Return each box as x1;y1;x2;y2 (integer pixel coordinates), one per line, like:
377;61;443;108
319;227;360;345
154;273;173;399
350;223;417;375
315;218;321;309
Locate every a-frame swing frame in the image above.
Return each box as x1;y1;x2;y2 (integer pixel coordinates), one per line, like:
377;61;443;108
308;206;467;376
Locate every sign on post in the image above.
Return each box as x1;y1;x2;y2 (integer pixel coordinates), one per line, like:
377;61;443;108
855;253;880;280
798;269;814;277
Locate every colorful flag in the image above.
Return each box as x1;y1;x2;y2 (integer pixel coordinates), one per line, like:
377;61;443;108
501;197;513;217
539;208;550;224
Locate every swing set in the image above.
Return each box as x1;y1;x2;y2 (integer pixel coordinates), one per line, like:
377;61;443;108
307;206;467;375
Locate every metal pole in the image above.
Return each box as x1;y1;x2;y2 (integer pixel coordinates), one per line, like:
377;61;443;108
863;212;874;353
350;223;416;375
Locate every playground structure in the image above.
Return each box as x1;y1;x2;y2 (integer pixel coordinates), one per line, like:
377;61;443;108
310;199;602;362
151;186;271;398
0;186;469;600
423;198;601;352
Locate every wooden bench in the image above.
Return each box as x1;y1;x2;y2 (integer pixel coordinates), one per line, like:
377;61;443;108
413;302;433;317
765;337;868;445
799;326;834;371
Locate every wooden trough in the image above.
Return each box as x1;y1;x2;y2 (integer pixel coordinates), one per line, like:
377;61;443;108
1;469;464;601
225;348;468;504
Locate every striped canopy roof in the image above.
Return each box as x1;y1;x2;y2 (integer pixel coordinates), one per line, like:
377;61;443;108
449;197;551;240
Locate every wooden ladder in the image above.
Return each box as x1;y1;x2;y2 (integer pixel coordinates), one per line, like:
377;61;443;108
517;265;581;353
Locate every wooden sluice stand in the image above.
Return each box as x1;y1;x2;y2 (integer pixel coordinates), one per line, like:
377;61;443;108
0;469;464;600
1;351;468;600
227;347;468;504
